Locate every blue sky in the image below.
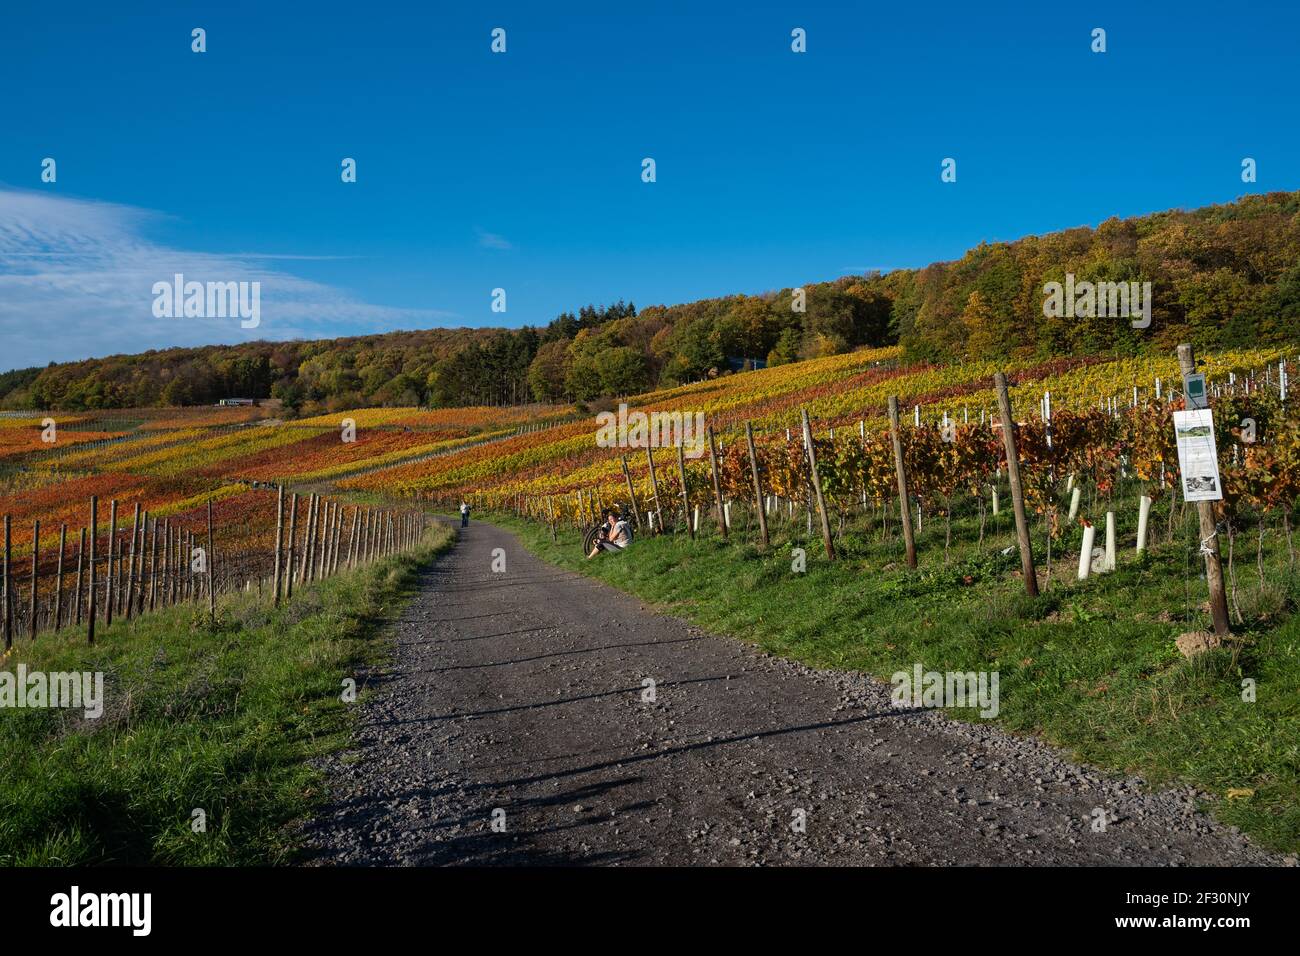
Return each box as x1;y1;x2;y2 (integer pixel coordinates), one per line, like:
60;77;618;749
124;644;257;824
1;0;1296;371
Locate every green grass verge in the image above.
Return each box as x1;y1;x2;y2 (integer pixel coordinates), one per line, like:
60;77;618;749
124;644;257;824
491;507;1300;855
0;523;454;865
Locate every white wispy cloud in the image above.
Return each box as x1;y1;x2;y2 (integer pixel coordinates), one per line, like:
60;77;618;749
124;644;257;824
475;227;513;251
0;188;457;371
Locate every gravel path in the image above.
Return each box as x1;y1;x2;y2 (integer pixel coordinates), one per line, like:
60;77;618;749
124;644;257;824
301;519;1286;866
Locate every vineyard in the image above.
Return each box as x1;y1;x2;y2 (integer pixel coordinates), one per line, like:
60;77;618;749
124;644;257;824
0;402;565;644
3;343;1296;646
342;345;1298;585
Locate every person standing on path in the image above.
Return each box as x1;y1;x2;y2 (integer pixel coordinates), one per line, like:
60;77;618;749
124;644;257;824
460;501;470;528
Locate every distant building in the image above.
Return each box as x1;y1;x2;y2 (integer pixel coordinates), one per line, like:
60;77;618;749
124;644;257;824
725;356;767;373
218;398;257;406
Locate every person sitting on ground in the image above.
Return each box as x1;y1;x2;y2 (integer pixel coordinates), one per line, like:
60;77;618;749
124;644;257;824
587;508;631;559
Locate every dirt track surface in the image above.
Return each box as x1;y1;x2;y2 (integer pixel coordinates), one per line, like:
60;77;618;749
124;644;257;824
302;519;1285;866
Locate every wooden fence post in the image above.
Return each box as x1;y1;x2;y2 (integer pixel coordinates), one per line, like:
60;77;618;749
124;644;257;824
303;494;318;584
318;502;330;574
745;421;769;550
887;397;918;569
207;499;216;624
132;513;143;615
707;426;728;540
273;485;284;605
800;408;836;561
87;497;97;645
994;372;1039;597
124;503;140;621
29;519;40;638
346;507;360;569
677;442;694;540
148;516;158;612
55;523;67;630
162;521;173;606
285;493;299;599
645;447;664;534
2;515;10;650
104;500;117;627
331;503;343;574
171;522;179;606
74;528;85;626
317;501;330;578
1177;343;1231;637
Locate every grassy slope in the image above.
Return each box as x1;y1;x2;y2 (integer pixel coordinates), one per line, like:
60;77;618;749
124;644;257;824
492;503;1300;855
0;523;454;865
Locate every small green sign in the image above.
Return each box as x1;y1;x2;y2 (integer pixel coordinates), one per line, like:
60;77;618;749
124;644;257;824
1183;372;1209;409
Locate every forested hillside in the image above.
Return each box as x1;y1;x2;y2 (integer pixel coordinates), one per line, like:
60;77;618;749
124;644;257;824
4;191;1297;415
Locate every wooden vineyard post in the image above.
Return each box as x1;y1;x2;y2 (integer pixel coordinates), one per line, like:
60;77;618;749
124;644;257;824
677;442;694;540
148;517;159;612
800;408;836;561
114;535;125;616
745;421;769;550
55;523;67;630
272;486;284;605
645;447;664;534
346;507;360;569
304;494;319;584
314;500;328;581
87;497;98;645
2;515;10;650
337;505;348;571
331;504;343;575
317;501;330;577
29;520;40;638
307;495;321;582
298;495;312;584
74;528;85;626
285;493;299;600
135;510;147;615
706;426;728;540
171;523;180;606
546;496;557;542
124;503;140;621
207;499;216;624
887;397;918;569
162;522;173;606
104;500;117;627
331;502;342;570
158;522;167;607
1177;343;1231;637
621;456;641;529
322;501;335;578
994;372;1039;597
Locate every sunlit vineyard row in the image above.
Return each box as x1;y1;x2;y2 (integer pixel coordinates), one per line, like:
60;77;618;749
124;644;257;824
1;346;1294;574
